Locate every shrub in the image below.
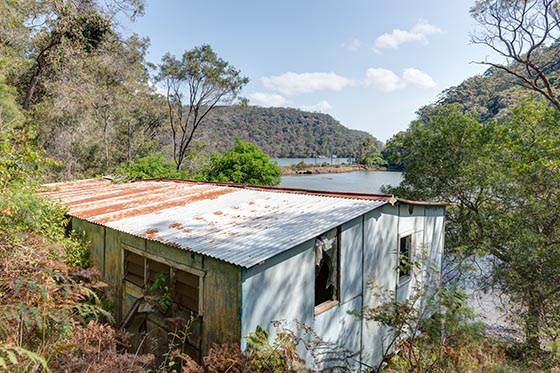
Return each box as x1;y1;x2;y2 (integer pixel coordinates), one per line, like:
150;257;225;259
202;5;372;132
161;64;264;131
116;153;186;180
203;139;281;186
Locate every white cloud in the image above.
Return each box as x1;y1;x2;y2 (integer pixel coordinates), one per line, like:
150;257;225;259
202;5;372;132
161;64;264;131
363;67;436;92
411;22;442;36
301;100;333;112
249;92;288;107
364;68;405;92
262;72;355;96
374;21;442;50
342;39;361;51
402;68;436;88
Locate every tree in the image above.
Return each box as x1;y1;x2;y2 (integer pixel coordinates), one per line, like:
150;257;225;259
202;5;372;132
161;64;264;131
156;45;249;171
204;139;281;186
356;136;387;167
386;99;560;352
470;0;560;111
1;0;161;180
1;0;135;110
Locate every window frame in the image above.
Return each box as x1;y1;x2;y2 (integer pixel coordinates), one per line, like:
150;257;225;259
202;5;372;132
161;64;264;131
398;233;413;284
122;243;205;315
313;226;341;315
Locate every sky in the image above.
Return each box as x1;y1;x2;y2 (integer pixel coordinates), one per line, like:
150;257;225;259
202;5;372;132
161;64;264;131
118;0;500;143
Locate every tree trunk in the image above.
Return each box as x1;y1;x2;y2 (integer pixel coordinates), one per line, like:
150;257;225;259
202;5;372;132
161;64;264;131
22;63;43;111
525;299;541;352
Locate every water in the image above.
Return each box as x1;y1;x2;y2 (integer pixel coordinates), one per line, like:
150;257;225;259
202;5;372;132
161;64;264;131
272;157;355;167
280;170;403;194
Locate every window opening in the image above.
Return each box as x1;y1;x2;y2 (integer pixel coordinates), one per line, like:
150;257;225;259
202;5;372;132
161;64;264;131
399;235;412;281
123;249;200;314
314;227;339;308
147;258;170;285
124;250;144;287
174;269;200;314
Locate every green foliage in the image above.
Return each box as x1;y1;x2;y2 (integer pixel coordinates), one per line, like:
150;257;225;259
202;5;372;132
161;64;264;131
157;45;249;170
470;0;560;111
388;98;560;352
357;136;387;167
1;0;163;180
117;153;186;180
64;230;91;269
148;271;172;310
204;139;281;186
198;106;380;158
245;326;287;371
361;152;387;167
0;345;49;372
355;275;490;372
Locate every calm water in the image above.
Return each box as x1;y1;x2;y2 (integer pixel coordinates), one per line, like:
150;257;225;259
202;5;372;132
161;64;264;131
280;170;402;194
272;157;355;166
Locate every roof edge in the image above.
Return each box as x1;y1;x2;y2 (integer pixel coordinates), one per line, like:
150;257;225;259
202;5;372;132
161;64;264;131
133;178;449;206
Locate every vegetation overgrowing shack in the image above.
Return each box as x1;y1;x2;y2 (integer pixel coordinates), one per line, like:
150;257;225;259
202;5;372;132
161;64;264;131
41;178;446;369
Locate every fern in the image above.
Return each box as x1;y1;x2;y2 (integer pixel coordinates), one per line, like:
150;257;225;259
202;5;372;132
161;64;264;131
0;345;49;372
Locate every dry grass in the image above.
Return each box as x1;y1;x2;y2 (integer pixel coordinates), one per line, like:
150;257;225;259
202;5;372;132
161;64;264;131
0;230;154;372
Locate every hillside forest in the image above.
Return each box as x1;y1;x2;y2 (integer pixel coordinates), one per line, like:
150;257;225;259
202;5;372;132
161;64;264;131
1;0;560;371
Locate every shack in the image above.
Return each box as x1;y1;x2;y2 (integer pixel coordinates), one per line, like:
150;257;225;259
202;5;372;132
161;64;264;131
41;178;446;369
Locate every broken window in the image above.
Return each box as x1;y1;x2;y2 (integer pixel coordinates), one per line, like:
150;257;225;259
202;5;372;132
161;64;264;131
398;234;412;281
174;269;200;314
124;250;145;287
123;248;200;314
314;227;340;311
147;258;170;285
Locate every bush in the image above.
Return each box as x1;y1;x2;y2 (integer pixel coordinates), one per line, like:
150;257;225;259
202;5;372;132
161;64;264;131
116;153;187;180
203;139;281;186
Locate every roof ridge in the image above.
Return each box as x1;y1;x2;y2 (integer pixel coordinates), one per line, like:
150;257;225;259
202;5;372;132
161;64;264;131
134;177;396;202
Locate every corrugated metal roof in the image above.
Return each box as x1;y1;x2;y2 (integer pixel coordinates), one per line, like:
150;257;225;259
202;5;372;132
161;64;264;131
41;178;390;268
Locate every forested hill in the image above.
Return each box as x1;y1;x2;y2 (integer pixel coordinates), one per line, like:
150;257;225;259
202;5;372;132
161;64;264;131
196;106;381;158
421;42;560;122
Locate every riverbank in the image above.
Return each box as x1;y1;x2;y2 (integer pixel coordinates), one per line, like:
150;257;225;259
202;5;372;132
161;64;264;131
281;164;385;176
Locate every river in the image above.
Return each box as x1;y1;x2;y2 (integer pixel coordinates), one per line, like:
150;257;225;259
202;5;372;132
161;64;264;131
280;170;402;194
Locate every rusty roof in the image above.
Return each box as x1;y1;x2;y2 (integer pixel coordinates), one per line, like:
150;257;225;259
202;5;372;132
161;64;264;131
40;178;400;268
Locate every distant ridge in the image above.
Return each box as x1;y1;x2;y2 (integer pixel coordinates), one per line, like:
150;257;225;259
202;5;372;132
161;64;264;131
195;106;382;158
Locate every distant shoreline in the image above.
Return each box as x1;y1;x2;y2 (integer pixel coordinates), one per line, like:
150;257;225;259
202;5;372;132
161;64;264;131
280;164;386;176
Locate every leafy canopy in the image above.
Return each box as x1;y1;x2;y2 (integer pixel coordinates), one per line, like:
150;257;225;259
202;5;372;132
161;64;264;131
157;45;249;171
386;98;560;351
204;139;281;186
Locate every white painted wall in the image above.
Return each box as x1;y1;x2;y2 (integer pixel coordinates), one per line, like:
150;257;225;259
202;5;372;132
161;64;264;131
361;203;445;369
240;203;446;372
361;204;399;368
240;240;315;350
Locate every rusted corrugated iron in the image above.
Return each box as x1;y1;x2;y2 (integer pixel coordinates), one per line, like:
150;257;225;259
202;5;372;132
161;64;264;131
41;178;391;268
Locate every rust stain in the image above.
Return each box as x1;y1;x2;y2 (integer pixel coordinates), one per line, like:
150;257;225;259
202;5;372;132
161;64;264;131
169;222;192;234
162;239;182;248
213;210;223;215
144;227;158;239
248;201;255;205
95;187;236;224
79;185;214;218
69;183;178;207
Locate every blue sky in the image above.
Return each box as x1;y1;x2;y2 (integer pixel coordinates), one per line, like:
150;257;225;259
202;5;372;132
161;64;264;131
119;0;499;143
